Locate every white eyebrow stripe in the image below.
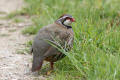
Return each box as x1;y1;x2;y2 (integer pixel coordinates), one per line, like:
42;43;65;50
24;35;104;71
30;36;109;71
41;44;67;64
58;16;67;21
62;16;67;18
59;16;67;20
58;15;72;21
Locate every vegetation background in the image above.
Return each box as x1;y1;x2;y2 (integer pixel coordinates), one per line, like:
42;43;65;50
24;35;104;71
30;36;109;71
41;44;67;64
20;0;120;80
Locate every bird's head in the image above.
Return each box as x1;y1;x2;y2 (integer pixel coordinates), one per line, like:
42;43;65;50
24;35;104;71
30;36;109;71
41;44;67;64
55;14;75;28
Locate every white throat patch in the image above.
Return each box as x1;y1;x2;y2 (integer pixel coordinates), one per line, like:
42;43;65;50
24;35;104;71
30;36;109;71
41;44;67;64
63;19;72;26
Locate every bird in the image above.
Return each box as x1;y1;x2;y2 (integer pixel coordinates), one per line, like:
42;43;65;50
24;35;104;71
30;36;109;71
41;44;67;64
31;14;75;73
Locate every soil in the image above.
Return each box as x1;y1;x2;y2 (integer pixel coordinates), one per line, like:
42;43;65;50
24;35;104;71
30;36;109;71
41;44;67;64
0;0;46;80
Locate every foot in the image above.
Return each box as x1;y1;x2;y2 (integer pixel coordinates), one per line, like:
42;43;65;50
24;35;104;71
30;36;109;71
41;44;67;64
46;69;53;75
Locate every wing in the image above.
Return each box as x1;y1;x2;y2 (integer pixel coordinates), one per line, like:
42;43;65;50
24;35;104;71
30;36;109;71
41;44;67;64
32;27;53;57
31;25;54;71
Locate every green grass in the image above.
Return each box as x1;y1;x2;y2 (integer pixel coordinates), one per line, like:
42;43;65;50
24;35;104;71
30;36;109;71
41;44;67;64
22;0;120;80
6;8;29;19
16;41;32;54
12;18;25;23
22;26;39;35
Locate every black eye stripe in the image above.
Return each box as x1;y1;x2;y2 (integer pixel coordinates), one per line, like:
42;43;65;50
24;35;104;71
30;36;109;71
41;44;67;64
65;17;72;20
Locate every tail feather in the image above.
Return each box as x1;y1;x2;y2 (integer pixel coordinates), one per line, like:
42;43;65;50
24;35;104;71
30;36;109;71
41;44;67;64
30;47;33;54
32;56;43;72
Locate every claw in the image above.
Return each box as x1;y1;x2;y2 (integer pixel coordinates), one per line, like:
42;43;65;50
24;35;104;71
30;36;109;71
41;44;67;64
46;70;53;75
46;62;54;75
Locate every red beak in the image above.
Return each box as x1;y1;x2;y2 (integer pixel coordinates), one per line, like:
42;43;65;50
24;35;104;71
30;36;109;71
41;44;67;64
71;18;76;22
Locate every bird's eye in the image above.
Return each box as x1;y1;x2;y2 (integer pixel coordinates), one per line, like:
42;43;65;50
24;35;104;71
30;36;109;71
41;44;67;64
66;17;71;20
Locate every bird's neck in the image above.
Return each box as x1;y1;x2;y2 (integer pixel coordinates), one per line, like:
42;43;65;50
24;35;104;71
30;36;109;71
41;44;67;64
55;20;72;29
62;22;72;29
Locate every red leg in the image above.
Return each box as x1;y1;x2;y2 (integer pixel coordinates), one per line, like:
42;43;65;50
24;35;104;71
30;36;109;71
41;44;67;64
50;62;54;70
46;62;54;75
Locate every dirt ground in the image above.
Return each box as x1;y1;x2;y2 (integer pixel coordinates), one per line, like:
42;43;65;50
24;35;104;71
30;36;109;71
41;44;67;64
0;0;46;80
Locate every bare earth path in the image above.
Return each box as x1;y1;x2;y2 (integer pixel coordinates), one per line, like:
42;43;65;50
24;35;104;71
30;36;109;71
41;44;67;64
0;0;45;80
